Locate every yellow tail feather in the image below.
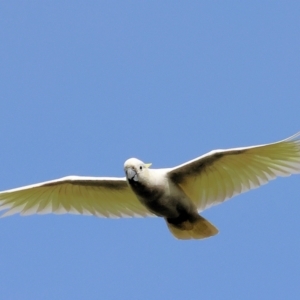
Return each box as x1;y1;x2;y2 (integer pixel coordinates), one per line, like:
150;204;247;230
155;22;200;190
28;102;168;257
167;215;219;240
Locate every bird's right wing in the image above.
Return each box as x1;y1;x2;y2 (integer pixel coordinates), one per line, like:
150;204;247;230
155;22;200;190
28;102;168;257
0;176;154;218
168;132;300;212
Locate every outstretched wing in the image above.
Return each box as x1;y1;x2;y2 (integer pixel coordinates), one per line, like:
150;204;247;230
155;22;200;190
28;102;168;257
0;176;154;218
168;132;300;212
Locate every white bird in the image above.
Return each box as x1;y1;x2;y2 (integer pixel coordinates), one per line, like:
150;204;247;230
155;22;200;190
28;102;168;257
0;132;300;240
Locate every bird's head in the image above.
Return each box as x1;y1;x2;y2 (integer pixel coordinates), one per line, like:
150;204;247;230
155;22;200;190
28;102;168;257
124;158;152;183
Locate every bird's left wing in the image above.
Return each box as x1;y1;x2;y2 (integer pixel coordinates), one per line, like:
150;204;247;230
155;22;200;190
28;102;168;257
168;132;300;212
0;176;154;218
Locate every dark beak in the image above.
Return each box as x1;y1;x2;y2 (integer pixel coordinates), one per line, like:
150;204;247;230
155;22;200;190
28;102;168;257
126;168;138;181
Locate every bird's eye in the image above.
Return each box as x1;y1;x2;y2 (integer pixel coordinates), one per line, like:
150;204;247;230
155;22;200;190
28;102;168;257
140;166;142;170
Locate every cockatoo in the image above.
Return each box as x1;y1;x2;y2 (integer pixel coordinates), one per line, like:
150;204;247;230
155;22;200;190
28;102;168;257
0;132;299;240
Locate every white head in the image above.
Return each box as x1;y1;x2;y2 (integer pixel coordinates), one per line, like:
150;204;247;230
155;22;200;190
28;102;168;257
124;158;152;183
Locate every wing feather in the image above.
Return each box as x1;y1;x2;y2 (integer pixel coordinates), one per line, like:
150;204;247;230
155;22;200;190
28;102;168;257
211;165;225;202
219;163;235;199
168;132;300;211
0;176;154;218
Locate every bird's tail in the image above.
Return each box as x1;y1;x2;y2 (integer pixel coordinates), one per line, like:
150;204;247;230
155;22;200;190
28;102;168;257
166;214;219;240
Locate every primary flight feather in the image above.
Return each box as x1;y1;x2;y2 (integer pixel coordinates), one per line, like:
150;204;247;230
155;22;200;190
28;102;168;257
0;132;299;240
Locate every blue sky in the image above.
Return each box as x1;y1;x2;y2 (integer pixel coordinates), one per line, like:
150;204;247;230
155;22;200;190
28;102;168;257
0;2;299;299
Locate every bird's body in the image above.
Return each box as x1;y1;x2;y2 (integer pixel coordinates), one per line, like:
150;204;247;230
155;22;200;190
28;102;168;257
124;159;220;239
0;132;300;240
124;165;188;218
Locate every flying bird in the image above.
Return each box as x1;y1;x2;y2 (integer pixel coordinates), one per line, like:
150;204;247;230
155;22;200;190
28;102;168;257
0;132;300;240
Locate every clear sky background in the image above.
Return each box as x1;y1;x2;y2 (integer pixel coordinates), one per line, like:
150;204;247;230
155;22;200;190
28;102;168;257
0;2;299;299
